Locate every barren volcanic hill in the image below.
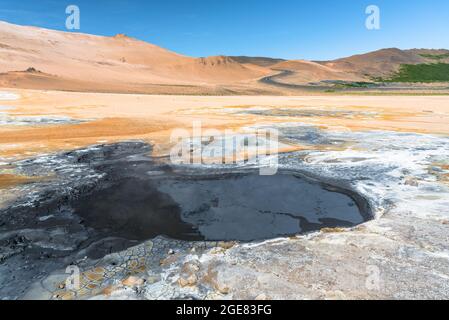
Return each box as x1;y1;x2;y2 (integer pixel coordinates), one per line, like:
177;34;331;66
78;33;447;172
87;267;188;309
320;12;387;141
319;48;449;78
1;20;448;94
0;21;272;94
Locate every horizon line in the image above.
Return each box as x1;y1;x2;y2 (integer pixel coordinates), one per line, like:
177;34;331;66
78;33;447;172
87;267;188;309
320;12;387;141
1;19;448;62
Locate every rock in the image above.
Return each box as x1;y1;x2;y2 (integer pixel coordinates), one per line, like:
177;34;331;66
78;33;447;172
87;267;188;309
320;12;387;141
122;276;144;287
217;241;236;250
54;290;75;300
159;254;178;266
101;285;119;296
215;282;230;294
255;293;270;300
210;247;229;255
405;177;419;187
182;261;201;273
25;67;41;74
178;277;188;287
178;274;197;288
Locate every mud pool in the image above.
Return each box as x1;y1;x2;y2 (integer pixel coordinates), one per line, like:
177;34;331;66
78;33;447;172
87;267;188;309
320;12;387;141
75;170;367;242
157;173;367;241
0;141;371;298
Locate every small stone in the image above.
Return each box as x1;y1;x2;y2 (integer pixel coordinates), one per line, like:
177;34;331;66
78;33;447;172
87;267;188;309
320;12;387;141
325;290;347;300
190;264;200;272
168;249;175;255
255;294;270;300
122;276;144;287
404;177;419;187
159;254;178;266
178;274;197;287
178;277;189;287
85;271;104;282
187;274;197;284
58;283;65;289
215;283;230;294
210;247;226;255
57;291;76;300
94;267;105;274
217;242;236;250
183;261;200;273
101;285;119;296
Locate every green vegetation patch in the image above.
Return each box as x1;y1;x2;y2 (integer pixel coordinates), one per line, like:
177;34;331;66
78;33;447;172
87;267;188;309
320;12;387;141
384;63;449;83
329;81;378;89
339;81;376;88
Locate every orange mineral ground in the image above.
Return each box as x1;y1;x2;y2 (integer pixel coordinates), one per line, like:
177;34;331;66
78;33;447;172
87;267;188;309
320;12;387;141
1;89;448;163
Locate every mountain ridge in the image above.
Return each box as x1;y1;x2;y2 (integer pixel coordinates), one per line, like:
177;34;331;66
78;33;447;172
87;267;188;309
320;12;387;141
1;20;447;94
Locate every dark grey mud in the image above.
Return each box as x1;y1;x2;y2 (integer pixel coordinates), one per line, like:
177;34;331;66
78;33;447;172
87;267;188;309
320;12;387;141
0;141;371;298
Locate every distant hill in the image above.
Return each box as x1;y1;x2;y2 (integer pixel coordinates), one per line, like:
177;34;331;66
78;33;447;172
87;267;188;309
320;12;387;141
318;48;425;78
319;48;449;80
229;56;286;67
0;21;448;94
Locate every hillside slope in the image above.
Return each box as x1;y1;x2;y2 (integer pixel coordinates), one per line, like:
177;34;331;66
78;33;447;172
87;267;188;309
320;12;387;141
0;21;271;92
268;60;364;84
319;48;427;78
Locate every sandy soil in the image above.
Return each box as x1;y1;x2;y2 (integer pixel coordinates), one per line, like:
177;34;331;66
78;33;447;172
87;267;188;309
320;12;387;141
1;89;448;161
0;173;39;189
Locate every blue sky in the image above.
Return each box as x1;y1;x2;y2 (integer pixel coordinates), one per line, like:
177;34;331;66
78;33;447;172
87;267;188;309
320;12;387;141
0;0;448;60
